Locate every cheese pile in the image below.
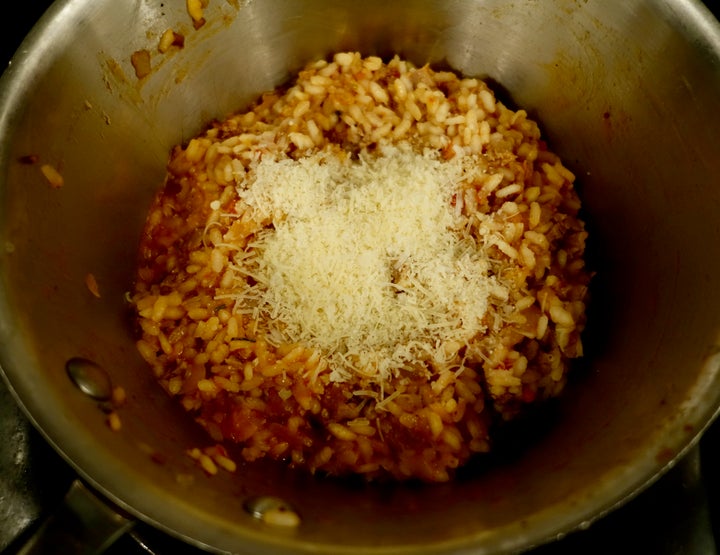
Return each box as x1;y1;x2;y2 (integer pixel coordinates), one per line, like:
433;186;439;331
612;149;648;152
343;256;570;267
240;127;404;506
232;144;506;382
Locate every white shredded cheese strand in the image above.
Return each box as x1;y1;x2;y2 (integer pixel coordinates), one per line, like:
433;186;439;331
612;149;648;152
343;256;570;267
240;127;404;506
232;144;503;382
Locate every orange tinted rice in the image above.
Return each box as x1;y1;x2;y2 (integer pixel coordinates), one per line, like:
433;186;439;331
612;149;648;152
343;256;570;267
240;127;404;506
132;52;591;482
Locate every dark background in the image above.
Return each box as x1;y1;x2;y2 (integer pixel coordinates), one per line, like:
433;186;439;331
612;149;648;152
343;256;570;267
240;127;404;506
2;2;720;554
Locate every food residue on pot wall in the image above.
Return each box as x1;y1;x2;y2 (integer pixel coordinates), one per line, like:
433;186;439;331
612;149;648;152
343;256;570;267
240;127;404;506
158;28;185;53
40;163;64;189
126;0;217;82
85;273;101;298
187;0;208;29
131;49;152;79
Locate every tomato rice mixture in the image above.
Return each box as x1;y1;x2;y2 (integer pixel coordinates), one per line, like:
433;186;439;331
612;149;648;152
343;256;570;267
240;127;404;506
131;52;590;482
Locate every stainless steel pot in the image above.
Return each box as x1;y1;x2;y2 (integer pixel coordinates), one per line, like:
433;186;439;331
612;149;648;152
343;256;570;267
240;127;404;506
2;1;720;553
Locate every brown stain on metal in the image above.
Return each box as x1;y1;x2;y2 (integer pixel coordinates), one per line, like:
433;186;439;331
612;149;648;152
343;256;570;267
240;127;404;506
655;423;695;465
99;54;144;105
92;2;243;109
655;447;675;465
601;110;612;137
599;105;634;144
103;56;129;90
103;0;243;97
130;49;152;80
536;5;636;125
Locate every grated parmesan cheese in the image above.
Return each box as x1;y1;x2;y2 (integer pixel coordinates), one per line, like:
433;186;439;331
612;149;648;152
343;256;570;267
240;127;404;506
230;144;506;383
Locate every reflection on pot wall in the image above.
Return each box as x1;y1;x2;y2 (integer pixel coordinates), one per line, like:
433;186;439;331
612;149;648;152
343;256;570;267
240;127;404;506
1;1;720;554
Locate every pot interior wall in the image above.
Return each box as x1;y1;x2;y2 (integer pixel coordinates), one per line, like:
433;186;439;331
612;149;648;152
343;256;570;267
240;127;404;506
1;0;720;553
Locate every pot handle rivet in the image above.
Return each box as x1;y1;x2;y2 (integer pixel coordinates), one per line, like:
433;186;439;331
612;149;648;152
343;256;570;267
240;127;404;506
244;496;301;528
65;357;112;401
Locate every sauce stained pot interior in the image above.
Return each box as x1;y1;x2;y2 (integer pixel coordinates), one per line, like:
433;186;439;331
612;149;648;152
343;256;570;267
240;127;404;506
1;0;720;553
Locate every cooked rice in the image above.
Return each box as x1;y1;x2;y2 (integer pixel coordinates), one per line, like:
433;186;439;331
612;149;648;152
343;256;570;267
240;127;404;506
132;52;590;482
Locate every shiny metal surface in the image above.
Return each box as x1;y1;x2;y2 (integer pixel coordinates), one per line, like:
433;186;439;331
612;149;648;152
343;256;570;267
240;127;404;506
1;1;720;554
0;377;75;552
65;357;113;401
